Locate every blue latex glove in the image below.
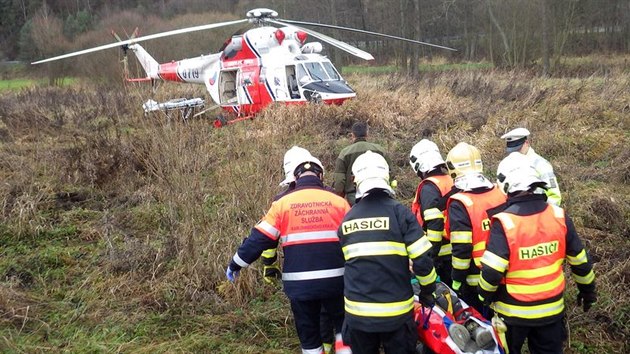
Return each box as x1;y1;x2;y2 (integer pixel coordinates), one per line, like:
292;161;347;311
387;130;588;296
226;267;240;282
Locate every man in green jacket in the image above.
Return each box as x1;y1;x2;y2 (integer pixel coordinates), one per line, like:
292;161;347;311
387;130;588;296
332;122;394;205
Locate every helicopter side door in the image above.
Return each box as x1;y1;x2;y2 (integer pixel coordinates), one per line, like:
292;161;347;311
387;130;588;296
219;69;238;104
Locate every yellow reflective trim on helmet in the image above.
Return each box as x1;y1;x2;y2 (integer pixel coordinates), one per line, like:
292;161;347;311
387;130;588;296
506;259;563;279
481;251;509;273
426;229;443;243
344;296;414;317
479;275;498;292
438;243;452;256
450;231;472;243
261;248;277;258
567;249;588;266
572;270;595;285
416;267;437;286
342;241;407;260
423;208;444;221
407;237;432;259
452;256;470;270
494;298;565;319
506;273;565;295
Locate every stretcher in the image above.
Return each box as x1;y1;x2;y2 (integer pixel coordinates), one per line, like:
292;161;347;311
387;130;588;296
414;282;506;354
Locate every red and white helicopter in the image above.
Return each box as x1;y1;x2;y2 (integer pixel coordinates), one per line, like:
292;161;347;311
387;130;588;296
33;8;455;125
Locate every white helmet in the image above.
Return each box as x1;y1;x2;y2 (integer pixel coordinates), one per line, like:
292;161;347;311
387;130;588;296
409;139;446;176
352;150;394;198
280;146;323;186
496;152;546;194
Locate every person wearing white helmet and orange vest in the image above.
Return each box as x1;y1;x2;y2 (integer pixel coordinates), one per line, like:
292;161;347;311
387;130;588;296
444;142;506;315
261;146;337;354
259;146;311;284
500;127;562;206
478;152;596;354
226;147;352;354
409;139;455;286
339;150;436;354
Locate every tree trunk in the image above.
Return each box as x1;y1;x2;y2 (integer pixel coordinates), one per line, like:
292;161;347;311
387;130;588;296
329;0;340;66
359;0;370;52
399;0;408;73
411;0;421;78
541;0;550;76
486;0;512;67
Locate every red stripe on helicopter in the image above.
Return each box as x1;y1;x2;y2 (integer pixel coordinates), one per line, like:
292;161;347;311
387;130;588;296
158;62;183;82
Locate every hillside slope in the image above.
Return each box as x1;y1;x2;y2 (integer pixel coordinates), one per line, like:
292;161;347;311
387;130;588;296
0;56;628;353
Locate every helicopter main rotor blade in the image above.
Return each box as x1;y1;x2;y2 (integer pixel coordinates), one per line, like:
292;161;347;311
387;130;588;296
268;19;374;60
279;19;457;52
32;19;248;65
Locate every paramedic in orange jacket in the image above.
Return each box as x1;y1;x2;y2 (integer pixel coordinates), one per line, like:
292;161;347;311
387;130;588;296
227;148;352;354
478;152;596;354
444;142;506;314
409;139;455;286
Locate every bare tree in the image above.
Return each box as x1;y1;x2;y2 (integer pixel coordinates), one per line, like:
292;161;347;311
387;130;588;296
541;0;550;76
31;3;71;85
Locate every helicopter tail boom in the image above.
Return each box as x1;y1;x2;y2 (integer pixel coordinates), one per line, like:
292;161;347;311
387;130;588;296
128;44;160;79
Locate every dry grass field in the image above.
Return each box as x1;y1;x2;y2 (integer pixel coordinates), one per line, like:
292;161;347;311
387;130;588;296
0;55;628;353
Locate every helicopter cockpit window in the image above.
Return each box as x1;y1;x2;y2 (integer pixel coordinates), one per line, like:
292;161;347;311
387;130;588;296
302;62;330;82
296;65;308;83
322;62;340;81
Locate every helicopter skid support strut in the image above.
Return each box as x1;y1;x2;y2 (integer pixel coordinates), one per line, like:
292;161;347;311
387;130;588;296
213;114;255;128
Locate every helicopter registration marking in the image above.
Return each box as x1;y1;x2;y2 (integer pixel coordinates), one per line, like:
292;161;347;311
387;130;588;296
179;68;200;80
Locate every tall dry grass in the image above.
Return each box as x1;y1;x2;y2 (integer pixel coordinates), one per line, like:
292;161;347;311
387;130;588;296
0;55;628;352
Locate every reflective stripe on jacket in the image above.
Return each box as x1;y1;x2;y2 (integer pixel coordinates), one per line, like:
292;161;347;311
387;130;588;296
339;190;436;332
478;194;595;326
412;174;454;257
237;176;350;300
495;204;566;304
411;175;454;228
446;187;506;286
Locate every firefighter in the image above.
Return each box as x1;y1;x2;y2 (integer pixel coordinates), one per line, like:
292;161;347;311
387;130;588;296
444;142;506;315
332;122;395;205
500;127;562;206
409;139;455;286
478;152;596;353
226;148;352;354
339;150;436;354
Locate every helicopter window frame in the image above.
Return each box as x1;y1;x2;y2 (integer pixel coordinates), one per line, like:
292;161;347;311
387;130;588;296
296;64;308;84
302;62;331;82
321;61;341;81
